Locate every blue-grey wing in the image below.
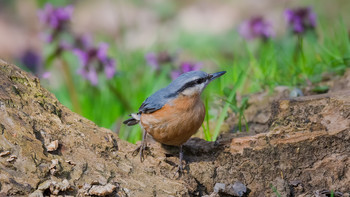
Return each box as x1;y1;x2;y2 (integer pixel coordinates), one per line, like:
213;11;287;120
138;88;171;114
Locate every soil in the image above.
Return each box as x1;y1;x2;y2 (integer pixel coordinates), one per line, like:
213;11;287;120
0;60;350;196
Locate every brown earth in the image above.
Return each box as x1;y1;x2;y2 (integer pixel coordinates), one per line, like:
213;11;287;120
0;60;350;196
226;69;350;137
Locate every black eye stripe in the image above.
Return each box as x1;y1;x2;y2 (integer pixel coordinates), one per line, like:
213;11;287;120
190;77;207;86
196;77;208;84
176;76;209;94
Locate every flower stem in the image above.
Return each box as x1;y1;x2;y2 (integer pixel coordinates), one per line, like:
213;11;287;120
107;82;133;112
60;57;82;114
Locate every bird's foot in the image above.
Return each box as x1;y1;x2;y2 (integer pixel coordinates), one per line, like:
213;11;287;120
173;162;184;178
173;145;185;178
132;144;149;162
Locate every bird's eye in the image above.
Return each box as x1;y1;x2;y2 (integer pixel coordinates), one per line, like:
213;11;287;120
195;79;203;84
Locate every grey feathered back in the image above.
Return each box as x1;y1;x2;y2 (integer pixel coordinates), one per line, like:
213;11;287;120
138;71;208;114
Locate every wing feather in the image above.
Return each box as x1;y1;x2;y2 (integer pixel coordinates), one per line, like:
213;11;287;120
138;88;172;114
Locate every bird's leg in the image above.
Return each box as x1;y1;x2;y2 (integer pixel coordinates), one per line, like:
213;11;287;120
173;145;184;178
140;129;148;161
132;129;148;162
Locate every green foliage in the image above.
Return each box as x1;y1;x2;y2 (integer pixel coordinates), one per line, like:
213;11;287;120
212;69;247;140
202;98;212;141
45;17;350;143
225;93;249;133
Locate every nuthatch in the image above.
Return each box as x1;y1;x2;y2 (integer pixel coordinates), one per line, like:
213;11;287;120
123;70;226;174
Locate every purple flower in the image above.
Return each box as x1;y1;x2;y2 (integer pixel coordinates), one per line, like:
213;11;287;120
103;58;116;79
20;49;42;74
145;51;173;70
181;62;201;72
239;17;274;41
74;43;117;85
97;43;109;60
145;53;158;69
41;72;52;79
74;34;92;50
284;7;316;34
38;4;74;43
171;62;202;80
170;71;182;80
19;49;50;79
38;4;73;30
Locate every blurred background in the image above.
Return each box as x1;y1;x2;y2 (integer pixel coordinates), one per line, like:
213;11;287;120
1;0;350;143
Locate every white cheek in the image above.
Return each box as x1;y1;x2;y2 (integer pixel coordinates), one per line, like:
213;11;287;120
199;83;207;91
181;87;196;96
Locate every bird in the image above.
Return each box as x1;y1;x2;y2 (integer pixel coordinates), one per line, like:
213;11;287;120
123;70;226;175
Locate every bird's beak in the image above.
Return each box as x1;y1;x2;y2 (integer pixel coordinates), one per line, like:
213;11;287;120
209;71;226;81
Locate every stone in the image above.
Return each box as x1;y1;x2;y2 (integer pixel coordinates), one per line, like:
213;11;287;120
88;183;118;196
6;155;17;162
213;183;225;193
28;190;44;197
46;140;59;152
0;150;10;157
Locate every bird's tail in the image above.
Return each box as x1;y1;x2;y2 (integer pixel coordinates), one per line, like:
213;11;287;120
123;113;140;126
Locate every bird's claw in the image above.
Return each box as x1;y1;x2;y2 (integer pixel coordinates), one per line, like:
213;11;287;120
173;163;183;178
132;144;148;162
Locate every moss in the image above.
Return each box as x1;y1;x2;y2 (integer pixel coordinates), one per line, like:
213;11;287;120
34;92;46;98
9;76;29;85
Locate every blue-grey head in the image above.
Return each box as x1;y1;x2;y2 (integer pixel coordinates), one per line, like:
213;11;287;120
134;70;226;114
166;70;226;97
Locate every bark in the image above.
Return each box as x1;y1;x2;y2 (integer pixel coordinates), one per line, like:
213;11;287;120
0;60;349;196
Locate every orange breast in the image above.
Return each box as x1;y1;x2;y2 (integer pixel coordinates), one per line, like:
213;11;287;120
140;94;205;146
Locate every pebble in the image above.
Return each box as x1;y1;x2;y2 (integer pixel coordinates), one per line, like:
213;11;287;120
88;183;117;196
212;182;247;197
6;155;17;162
49;159;59;175
46;140;59;152
289;88;304;98
213;183;225;193
0;150;10;157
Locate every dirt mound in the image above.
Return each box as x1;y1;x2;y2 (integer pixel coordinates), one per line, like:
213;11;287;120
0;61;190;196
0;60;349;196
